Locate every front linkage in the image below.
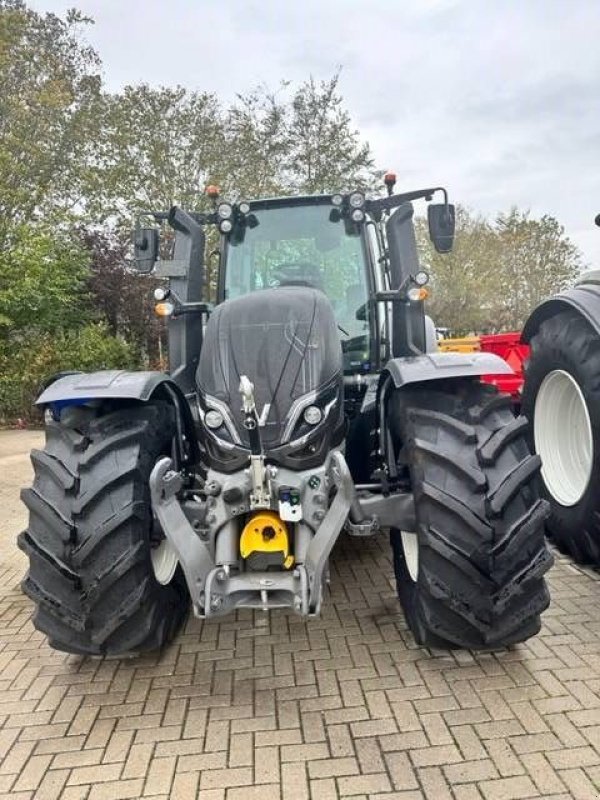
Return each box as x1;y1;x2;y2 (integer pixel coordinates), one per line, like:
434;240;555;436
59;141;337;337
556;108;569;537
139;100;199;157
149;375;413;617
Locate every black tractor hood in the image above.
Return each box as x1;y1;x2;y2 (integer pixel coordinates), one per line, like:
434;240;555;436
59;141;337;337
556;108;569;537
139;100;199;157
197;287;343;453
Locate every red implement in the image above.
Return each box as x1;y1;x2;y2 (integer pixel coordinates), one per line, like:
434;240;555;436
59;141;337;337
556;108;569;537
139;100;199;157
479;332;530;400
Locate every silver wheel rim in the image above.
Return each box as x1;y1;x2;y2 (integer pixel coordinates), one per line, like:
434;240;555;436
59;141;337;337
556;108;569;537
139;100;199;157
151;539;178;585
534;368;593;507
401;531;419;581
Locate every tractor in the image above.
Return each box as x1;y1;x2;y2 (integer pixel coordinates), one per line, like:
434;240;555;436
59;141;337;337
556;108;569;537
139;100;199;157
19;176;553;656
521;213;600;564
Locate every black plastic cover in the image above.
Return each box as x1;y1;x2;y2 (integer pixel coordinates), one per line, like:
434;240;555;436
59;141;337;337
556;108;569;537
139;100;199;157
197;287;343;457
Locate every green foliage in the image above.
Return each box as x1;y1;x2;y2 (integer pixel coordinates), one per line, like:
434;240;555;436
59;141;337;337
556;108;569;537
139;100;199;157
0;1;101;238
420;207;583;334
0;323;137;422
89;86;226;219
0;224;89;334
229;72;375;197
90;72;375;219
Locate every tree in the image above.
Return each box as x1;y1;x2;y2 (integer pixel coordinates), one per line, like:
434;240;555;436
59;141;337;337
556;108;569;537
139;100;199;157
284;72;375;194
230;72;375;196
0;1;101;236
89;85;226;219
418;208;500;335
93;72;376;220
0;224;89;335
420;207;583;334
83;229;165;366
492;209;581;330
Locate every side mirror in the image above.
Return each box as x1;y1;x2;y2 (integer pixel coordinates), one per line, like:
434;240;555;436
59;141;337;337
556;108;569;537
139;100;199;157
428;203;455;253
133;227;159;273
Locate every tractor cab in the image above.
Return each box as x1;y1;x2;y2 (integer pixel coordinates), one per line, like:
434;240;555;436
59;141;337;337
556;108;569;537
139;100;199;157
218;195;373;375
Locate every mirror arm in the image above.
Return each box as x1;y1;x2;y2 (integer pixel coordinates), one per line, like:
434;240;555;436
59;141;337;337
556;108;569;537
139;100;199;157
368;187;448;215
171;301;213;318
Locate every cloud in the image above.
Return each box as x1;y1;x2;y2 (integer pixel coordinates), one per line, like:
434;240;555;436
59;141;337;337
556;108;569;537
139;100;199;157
29;0;600;264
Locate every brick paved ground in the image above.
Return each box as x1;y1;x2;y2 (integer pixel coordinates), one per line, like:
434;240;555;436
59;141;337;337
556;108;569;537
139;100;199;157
1;431;600;799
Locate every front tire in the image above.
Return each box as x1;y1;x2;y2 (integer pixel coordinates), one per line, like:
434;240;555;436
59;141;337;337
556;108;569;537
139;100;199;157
19;402;189;656
389;381;552;649
522;310;600;563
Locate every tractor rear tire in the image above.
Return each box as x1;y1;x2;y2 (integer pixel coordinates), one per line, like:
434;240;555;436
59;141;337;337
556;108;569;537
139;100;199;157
19;402;189;656
389;381;552;649
522;310;600;563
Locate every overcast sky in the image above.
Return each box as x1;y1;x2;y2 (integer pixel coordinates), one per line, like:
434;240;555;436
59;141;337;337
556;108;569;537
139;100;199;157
31;0;600;265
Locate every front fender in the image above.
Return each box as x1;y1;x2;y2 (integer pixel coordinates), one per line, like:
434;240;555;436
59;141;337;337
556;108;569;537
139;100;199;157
36;369;201;465
522;283;600;343
382;351;513;389
36;370;175;405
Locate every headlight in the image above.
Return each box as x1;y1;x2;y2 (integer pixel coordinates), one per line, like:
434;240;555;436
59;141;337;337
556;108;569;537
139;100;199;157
153;287;170;301
238;201;250;215
349;191;365;209
414;270;429;286
331;193;344;207
217;202;233;219
303;405;323;426
205;409;224;429
219;219;233;234
350;208;365;223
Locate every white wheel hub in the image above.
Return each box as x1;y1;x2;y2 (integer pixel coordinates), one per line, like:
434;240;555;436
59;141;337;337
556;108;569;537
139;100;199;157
534;368;593;507
401;531;419;581
151;538;178;585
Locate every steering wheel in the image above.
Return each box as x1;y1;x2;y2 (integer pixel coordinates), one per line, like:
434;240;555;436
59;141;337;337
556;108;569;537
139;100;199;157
270;262;323;289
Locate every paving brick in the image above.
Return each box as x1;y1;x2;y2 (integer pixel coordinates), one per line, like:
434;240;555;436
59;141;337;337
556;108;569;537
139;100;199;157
67;763;122;786
409;743;463;768
32;767;69;800
308;778;338;800
227;785;281;800
354;737;385;773
87;778;144;800
385;751;419;791
12;755;52;792
519;753;567;796
281;762;308;800
555;768;599;800
444;758;499;784
478;775;539;800
546;745;600;769
308;757;359;778
52;748;104;769
254;745;280;784
281;742;329;763
326;723;354;757
484;739;526;777
417;766;453;800
170;771;199;800
200;767;253;790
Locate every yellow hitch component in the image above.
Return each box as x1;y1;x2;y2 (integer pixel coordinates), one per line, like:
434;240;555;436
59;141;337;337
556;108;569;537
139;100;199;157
240;511;294;570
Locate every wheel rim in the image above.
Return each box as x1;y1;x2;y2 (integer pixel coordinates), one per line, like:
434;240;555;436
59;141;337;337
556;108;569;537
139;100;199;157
401;531;419;581
534;368;593;507
151;539;178;585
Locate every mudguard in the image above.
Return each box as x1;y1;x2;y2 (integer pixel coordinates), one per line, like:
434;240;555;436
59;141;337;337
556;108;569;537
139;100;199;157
36;370;177;404
522;281;600;342
36;370;200;464
382;351;513;389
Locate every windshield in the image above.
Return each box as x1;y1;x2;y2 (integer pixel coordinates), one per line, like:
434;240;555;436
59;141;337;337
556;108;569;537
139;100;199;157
223;203;371;372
